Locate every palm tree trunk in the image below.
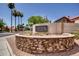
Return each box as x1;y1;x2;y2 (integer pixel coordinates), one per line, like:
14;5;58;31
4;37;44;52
11;9;13;32
18;16;20;31
21;17;22;25
15;17;16;31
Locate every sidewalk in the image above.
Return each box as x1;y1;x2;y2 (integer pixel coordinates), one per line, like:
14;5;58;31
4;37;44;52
0;36;14;56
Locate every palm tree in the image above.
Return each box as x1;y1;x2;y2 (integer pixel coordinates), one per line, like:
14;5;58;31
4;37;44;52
17;11;21;31
20;12;23;25
12;9;17;31
8;3;15;32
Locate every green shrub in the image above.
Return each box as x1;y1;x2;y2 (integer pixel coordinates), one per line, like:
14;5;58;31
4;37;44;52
71;31;79;39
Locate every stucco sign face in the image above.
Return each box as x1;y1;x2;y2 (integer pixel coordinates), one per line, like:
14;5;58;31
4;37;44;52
35;25;48;32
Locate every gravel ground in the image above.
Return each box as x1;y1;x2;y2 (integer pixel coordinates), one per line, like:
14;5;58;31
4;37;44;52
6;35;79;56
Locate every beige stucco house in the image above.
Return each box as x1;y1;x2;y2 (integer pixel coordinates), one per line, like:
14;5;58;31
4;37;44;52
72;16;79;23
54;16;79;23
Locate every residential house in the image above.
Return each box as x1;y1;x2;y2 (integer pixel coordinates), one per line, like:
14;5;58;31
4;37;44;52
72;16;79;23
54;16;79;23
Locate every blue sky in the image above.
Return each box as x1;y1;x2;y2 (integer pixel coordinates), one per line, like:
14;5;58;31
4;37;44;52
0;3;79;26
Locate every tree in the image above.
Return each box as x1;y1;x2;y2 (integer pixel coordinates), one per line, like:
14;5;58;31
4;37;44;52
0;20;5;31
16;24;24;31
17;11;21;30
43;16;50;23
12;9;17;31
8;3;15;32
5;26;10;32
20;12;23;25
28;16;49;26
25;24;30;30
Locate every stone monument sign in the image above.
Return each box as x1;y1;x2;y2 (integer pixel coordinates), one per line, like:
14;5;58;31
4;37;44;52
35;25;48;32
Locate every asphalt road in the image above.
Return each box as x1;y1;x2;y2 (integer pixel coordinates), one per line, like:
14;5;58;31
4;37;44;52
0;32;14;37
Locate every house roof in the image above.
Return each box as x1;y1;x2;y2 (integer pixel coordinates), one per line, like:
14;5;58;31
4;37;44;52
54;16;79;23
71;16;79;20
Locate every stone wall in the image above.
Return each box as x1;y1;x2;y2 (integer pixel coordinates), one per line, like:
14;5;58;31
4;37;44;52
16;35;75;54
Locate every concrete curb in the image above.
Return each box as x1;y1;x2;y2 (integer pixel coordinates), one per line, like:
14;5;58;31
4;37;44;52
6;40;15;56
0;35;16;56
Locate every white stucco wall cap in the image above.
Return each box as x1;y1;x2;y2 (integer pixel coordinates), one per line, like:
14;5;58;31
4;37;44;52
15;33;75;39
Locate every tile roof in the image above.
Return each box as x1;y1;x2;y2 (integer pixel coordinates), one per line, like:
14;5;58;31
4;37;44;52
54;16;79;22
